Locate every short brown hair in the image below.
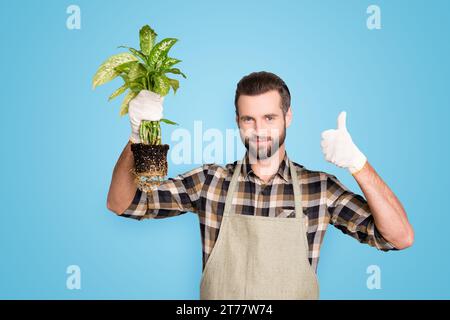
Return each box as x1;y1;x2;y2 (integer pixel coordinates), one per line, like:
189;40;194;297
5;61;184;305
234;71;291;116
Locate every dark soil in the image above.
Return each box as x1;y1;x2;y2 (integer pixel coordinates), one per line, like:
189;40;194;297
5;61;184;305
130;143;169;175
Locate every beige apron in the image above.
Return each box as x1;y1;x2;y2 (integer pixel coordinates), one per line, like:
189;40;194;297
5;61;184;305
200;156;319;300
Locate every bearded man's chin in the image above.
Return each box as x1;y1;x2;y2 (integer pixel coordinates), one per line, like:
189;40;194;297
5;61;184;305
248;146;273;160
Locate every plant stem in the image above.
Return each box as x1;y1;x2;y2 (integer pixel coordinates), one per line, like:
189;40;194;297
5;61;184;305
139;120;161;145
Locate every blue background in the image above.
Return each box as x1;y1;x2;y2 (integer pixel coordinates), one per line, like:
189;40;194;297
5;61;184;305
1;0;449;299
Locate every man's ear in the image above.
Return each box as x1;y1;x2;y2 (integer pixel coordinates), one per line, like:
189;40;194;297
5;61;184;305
285;106;293;128
236;115;239;126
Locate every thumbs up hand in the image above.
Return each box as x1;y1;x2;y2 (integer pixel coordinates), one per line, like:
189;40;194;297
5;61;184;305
320;111;367;174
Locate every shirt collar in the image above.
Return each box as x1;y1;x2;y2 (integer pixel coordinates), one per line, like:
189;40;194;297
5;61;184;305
241;150;291;183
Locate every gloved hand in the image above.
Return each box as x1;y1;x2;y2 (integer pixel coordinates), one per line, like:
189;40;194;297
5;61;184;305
128;90;164;143
320;111;367;175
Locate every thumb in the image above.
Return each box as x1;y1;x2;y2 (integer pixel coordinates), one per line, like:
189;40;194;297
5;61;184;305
337;111;347;131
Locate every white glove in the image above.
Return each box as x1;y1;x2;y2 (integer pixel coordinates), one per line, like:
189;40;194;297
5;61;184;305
128;90;164;143
320;111;367;174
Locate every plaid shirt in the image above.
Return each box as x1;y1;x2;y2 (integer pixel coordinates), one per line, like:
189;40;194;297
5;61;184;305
122;151;397;273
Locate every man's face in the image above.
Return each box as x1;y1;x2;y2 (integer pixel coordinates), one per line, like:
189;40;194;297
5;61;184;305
236;89;292;161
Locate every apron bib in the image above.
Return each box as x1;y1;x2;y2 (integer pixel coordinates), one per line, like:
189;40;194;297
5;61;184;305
199;156;319;300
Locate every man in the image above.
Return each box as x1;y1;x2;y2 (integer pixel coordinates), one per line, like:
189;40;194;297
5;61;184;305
107;71;414;300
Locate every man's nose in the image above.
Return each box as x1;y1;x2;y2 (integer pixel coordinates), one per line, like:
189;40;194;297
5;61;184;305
254;119;270;135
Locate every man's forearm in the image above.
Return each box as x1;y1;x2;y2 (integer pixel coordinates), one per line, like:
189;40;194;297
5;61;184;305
106;140;138;215
352;161;414;249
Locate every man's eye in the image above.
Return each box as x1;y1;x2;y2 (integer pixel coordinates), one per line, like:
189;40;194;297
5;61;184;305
266;116;273;121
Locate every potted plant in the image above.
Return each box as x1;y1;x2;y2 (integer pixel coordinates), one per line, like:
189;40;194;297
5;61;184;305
92;24;186;191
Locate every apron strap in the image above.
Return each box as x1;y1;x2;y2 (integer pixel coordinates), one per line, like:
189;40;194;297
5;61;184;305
289;158;304;221
223;159;242;217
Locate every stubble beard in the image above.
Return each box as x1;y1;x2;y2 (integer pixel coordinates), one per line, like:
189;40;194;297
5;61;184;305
242;122;287;162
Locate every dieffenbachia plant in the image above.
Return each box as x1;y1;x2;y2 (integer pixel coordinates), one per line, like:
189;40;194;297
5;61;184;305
92;24;186;144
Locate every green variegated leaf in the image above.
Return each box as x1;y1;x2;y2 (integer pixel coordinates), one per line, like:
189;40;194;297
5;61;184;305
119;90;138;116
160;118;179;125
129;48;147;62
108;83;128;101
114;60;138;74
167;77;179;94
161;57;182;70
128;63;147;82
118;46;147;63
128;79;145;93
92;53;138;89
148;38;178;68
154;59;164;71
139;25;157;56
164;67;187;79
153;74;170;96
